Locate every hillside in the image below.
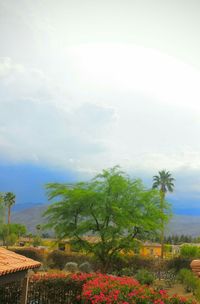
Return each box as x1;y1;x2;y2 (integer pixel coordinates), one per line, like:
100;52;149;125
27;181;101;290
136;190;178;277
166;215;200;237
12;204;48;234
11;204;200;237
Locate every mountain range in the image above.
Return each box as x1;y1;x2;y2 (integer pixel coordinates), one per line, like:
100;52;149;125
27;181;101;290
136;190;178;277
11;204;200;237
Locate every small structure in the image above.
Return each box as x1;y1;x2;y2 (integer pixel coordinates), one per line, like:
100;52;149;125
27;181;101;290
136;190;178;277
0;247;41;304
191;260;200;277
140;242;162;257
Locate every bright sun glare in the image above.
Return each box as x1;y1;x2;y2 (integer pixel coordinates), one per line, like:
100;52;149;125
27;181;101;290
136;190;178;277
67;43;200;111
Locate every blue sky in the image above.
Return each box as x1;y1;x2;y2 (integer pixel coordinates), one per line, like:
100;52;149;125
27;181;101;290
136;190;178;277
1;1;200;214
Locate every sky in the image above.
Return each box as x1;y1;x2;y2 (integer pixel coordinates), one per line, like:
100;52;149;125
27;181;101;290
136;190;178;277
1;0;200;213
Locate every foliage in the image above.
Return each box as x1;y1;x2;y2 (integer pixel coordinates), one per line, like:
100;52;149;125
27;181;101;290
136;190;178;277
164;234;194;244
64;262;79;273
166;257;191;272
178;269;199;293
44;166;165;271
11;247;44;262
32;235;42;247
81;273;195;304
0;272;196;304
135;268;155;285
180;245;200;258
79;261;93;273
6;233;18;246
0;223;26;245
46;250;99;271
117;267;134;277
4;192;16;224
0;281;21;304
110;255;159;275
153;170;175;193
47;250;70;269
28;273;83;304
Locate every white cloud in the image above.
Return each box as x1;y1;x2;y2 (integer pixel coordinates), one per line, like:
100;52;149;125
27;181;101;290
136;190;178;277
0;60;116;171
1;41;200;185
0;57;24;79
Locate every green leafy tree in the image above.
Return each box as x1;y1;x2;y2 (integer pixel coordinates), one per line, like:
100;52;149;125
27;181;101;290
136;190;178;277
4;192;16;225
0;223;26;246
152;170;174;258
44;166;166;272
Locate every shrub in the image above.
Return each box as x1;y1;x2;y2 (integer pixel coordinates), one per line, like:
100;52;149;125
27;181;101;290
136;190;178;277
110;254;157;273
79;261;93;273
32;235;42;247
81;273;195;304
29;273;83;304
119;267;134;276
194;282;200;302
166;257;191;272
1;273;196;304
178;269;198;293
180;245;200;259
6;233;18;246
135;268;155;285
64;262;79;273
11;247;44;262
46;251;99;271
47;250;69;269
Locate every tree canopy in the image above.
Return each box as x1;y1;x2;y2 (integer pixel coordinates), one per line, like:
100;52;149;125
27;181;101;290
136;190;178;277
152;170;175;194
0;223;27;246
44;166;170;271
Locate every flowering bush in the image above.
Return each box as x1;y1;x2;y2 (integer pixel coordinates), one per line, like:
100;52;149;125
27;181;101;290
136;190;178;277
28;272;196;304
80;274;196;304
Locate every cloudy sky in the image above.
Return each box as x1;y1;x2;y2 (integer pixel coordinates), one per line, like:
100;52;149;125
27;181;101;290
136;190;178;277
1;0;200;213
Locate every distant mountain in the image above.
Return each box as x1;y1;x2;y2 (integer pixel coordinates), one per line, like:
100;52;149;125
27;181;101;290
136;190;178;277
11;204;200;237
166;215;200;237
12;204;49;234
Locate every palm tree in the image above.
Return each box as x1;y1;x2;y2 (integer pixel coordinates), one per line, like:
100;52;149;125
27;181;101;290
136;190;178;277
0;192;5;226
152;170;175;259
4;192;16;225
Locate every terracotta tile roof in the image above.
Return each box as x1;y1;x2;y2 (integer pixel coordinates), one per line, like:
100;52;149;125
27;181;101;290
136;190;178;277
0;247;41;276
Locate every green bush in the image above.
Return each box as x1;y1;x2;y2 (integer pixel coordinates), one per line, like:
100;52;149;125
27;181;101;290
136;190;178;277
28;274;83;304
64;262;79;273
79;262;93;273
110;255;157;273
119;267;134;277
194;281;200;302
6;233;18;246
11;247;44;262
180;245;200;258
47;250;69;269
32;235;42;247
135;269;155;285
166;257;191;272
178;268;198;292
46;251;99;271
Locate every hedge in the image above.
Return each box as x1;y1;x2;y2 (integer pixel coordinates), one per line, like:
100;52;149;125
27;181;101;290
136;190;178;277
0;273;196;304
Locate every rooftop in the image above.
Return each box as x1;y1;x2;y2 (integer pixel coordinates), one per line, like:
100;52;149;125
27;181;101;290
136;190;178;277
0;247;41;276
